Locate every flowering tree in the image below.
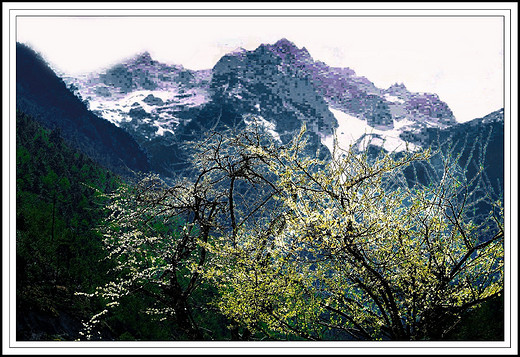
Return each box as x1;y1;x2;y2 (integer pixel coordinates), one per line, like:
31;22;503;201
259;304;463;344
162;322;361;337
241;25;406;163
78;123;503;341
210;127;504;340
76;125;280;340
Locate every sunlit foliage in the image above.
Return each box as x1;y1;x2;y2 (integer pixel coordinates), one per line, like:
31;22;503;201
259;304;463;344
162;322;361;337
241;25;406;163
80;122;503;341
212;126;504;340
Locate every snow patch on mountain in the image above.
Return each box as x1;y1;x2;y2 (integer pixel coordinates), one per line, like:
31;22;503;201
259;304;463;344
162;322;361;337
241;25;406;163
88;88;208;122
321;109;369;152
384;93;405;104
63;52;212;143
153;121;176;136
73;84;209;142
243;114;282;143
322;108;420;155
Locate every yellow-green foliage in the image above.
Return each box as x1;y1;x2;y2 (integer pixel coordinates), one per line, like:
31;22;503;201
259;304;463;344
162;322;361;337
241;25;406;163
207;126;504;340
82;124;503;341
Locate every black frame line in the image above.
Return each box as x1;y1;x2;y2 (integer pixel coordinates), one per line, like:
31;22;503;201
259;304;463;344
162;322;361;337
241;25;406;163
8;7;513;352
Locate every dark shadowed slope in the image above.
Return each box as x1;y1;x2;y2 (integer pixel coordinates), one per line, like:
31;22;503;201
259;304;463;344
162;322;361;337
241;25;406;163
16;42;150;176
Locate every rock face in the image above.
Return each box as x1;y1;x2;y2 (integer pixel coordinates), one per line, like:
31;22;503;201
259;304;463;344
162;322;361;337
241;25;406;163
63;38;499;179
208;38;338;143
143;94;164;106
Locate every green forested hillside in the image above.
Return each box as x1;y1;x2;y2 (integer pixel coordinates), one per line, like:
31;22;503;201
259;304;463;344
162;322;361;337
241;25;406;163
16;110;119;339
16;111;232;341
14;42;231;340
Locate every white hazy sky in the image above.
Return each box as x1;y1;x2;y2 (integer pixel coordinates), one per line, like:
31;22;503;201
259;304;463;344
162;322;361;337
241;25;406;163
17;15;504;123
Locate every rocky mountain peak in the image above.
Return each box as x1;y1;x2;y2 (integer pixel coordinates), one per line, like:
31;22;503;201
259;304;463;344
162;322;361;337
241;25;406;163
266;38;313;62
132;51;154;65
65;38;467;170
273;38;297;49
386;82;409;95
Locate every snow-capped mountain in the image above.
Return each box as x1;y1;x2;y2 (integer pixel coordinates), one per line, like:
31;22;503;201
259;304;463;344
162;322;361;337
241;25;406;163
249;39;456;154
63;52;211;144
63;38;501;178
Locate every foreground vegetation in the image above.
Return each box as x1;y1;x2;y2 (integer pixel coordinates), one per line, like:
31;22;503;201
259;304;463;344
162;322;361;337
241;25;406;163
77;122;504;341
16;112;504;341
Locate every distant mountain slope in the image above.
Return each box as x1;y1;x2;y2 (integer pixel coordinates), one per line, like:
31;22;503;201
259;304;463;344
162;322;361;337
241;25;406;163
16;42;150;176
414;108;504;193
